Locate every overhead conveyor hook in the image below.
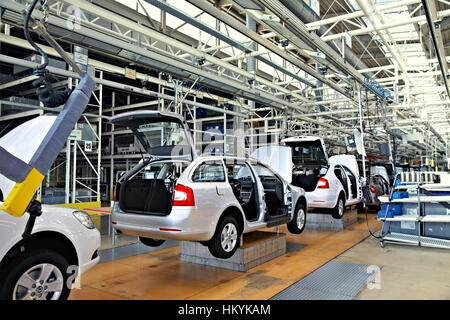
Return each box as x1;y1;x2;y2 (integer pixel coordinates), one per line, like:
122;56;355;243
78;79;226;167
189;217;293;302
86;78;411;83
0;0;95;239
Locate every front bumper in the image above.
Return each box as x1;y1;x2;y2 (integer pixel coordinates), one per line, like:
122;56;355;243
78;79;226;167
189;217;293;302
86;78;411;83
72;227;101;275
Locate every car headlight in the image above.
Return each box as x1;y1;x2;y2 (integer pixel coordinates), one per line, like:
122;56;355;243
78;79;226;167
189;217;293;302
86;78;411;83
73;210;96;229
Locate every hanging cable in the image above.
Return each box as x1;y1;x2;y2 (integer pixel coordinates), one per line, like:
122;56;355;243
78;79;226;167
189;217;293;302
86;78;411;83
24;0;71;108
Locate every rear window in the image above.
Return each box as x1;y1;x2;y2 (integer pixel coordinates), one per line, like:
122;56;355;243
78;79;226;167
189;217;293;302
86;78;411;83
136;121;189;149
286;141;327;166
192;161;225;182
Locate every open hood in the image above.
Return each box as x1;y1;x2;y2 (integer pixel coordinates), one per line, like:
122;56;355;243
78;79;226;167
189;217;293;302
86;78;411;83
110;110;196;161
251;146;293;183
0;116;57;200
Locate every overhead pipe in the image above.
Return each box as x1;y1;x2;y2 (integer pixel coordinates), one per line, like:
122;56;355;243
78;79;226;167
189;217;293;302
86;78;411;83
421;0;450;99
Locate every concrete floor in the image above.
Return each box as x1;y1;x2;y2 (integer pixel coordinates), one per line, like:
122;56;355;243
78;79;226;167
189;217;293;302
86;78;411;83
337;237;450;300
70;211;380;300
70;211;450;300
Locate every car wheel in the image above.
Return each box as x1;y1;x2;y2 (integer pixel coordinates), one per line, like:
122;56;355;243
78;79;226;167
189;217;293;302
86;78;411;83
139;237;166;247
208;215;240;259
331;196;345;219
287;202;306;234
0;249;70;300
357;201;367;213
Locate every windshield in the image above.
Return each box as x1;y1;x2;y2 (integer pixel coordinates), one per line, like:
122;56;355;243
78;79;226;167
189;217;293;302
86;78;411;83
286;141;327;166
136;121;189;149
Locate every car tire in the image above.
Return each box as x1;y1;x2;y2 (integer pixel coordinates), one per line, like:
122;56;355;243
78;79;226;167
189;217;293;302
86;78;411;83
331;195;345;219
287;202;306;234
0;249;71;300
208;215;240;259
357;201;367;213
139;237;166;247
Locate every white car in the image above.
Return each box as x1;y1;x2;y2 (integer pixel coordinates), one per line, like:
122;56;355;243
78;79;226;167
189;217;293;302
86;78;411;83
111;111;307;259
368;166;391;209
0;116;100;300
282;136;364;219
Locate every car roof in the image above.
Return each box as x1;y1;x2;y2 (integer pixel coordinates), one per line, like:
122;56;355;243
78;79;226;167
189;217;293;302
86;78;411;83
282;135;323;143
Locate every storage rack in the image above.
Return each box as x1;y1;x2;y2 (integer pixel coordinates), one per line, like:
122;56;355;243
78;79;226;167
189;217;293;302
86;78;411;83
378;183;450;249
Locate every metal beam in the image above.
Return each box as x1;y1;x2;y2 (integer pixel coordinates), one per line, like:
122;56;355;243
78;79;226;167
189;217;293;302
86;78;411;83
186;0;350;97
422;0;450;99
322;9;450;42
250;0;371;96
0;54;247;118
0;75;37;90
306;0;421;30
144;0;315;88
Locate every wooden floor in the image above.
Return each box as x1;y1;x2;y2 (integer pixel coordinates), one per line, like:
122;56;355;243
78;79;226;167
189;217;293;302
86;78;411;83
69;213;382;300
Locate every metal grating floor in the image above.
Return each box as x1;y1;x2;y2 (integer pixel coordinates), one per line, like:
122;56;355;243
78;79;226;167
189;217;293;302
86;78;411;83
271;260;373;300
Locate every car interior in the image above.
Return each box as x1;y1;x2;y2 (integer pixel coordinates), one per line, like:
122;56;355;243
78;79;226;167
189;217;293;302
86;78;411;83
226;163;258;221
292;166;323;192
334;167;349;199
118;162;184;215
344;167;358;198
252;164;287;218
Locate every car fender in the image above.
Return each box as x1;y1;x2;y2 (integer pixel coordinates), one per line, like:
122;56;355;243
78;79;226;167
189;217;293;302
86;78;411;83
212;203;247;236
0;205;88;267
289;185;305;216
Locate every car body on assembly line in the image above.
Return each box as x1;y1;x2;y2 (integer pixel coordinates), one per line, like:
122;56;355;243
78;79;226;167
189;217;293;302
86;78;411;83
282;136;364;219
110;111;307;259
367;166;391;210
0;116;100;300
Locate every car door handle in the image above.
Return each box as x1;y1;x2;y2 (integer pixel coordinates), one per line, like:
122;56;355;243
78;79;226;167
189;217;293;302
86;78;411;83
216;186;224;196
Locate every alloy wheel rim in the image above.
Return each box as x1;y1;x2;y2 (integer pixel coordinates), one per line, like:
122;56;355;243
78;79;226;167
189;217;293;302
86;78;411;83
297;208;305;229
339;199;344;216
13;263;64;300
221;223;238;252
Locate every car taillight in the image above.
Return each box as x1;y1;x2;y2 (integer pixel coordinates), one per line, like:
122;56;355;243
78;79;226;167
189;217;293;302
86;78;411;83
173;184;195;206
113;183;120;201
317;177;329;189
370;185;376;194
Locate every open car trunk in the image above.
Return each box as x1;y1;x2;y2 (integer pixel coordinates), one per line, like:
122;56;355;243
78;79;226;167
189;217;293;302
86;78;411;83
110;111;195;216
283;138;328;192
119;177;173;215
291;166;326;192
